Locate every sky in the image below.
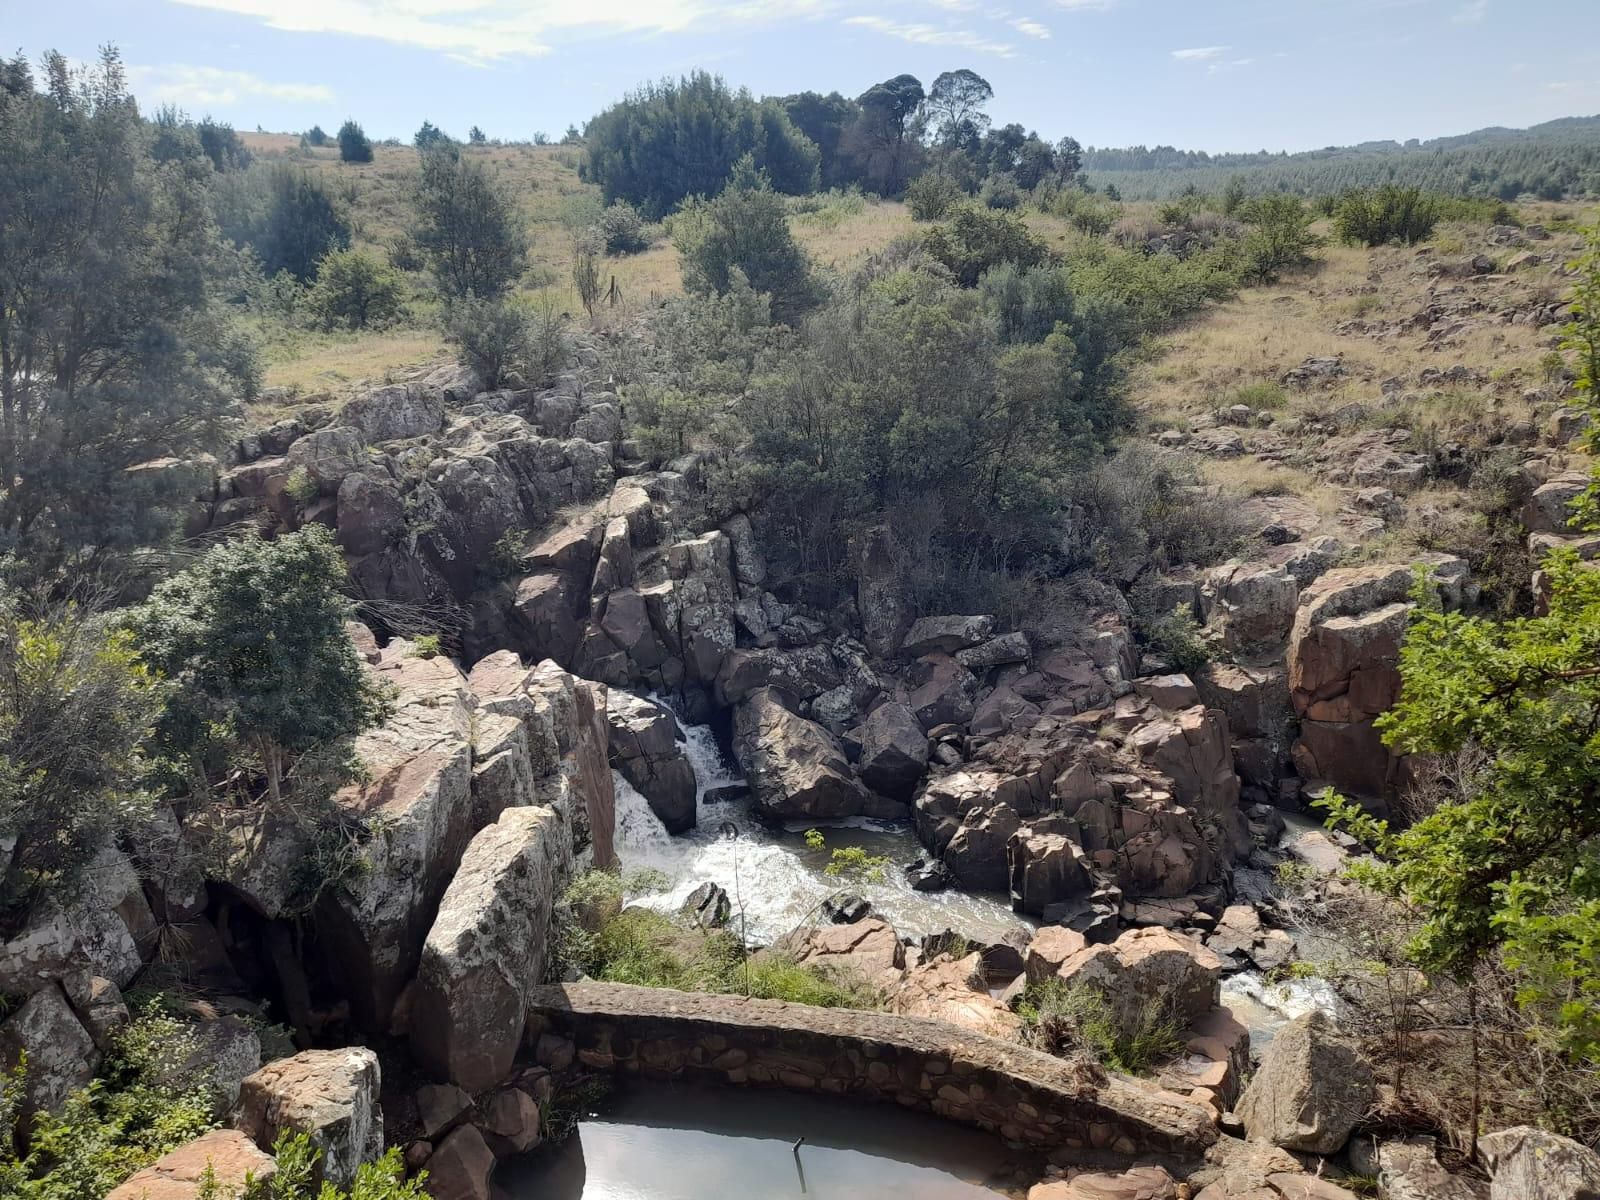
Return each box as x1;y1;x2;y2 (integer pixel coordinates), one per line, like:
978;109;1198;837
5;0;1599;153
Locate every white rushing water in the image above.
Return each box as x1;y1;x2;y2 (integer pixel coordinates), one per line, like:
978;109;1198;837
612;703;1030;947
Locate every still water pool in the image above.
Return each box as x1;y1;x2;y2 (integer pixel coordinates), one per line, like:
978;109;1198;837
497;1082;1034;1199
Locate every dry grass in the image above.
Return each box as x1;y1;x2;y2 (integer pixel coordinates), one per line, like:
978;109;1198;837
260;328;445;397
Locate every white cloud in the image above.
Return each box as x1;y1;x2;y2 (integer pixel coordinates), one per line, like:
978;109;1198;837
1051;0;1115;9
1452;0;1488;22
844;15;1015;56
129;63;334;107
167;0;836;64
1172;45;1229;61
1208;56;1254;74
1009;16;1050;38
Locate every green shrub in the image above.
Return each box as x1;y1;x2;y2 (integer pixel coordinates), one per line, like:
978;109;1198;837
1334;186;1438;246
1;1004;217;1199
905;172;964;221
979;171;1022;211
1145;603;1213;675
306;249;406;331
595;201;651;255
1237;194;1321;282
442;293;566;387
1233;381;1288;410
674;157;817;322
236;1132;425;1199
1014;978;1183;1074
922;203;1052;287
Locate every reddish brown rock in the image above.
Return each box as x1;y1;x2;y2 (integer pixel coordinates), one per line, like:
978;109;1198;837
107;1129;277;1200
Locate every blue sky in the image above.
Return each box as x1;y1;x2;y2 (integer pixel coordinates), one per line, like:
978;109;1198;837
7;0;1598;152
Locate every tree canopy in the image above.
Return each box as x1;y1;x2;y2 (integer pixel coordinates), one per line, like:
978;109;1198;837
0;48;250;577
413;143;528;299
583;72;820;218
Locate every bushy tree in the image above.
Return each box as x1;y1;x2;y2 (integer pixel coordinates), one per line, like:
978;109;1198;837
414;119;450;150
215;164;352;282
674;158;817;322
195;116;250;171
413;143;527;299
0;48;250;572
1334;185;1438;246
0;593;162;916
922;203;1052;287
443;293;566;388
129;529;392;810
779;91;860;190
306;248;406;330
583;72;820;217
905;171;964;221
844;73;924;194
595;200;650;254
305;123;327;147
1237;193;1320;281
469;125;486;145
337;118;372;163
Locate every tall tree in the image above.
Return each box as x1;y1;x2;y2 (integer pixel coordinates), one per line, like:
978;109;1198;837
413;143;527;299
0;48;249;573
926;69;993;151
781;91;861;190
846;74;924;194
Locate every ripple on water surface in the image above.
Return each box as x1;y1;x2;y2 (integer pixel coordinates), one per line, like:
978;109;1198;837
497;1082;1031;1199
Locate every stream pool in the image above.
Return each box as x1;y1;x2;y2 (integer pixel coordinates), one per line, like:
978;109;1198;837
496;1082;1034;1199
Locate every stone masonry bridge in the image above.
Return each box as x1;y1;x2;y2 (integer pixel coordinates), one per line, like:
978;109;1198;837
524;982;1217;1170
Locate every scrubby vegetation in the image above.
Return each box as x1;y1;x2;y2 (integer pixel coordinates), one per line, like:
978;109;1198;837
1013;978;1183;1075
553;871;884;1010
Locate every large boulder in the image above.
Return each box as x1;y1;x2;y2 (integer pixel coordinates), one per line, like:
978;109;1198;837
855;702;929;800
0;983;98;1121
1236;1010;1373;1154
733;688;866;821
423;1123;496;1200
890;952;1021;1040
1056;927;1222;1036
606;692;696;833
285;426;365;494
1480;1126;1600;1200
107;1129;278;1200
233;1048;383;1188
335;471;406;556
410;805;573;1094
1520;472;1588;535
789;917;904;985
901;614;996;657
1008;830;1092;916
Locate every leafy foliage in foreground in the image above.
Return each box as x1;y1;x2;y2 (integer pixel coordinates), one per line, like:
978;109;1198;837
0;1006;217;1199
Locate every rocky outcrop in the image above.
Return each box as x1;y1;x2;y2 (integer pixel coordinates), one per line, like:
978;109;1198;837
606;692;696;832
1236;1011;1373;1154
316;642;476;1030
1202;561;1298;654
410;805;573;1094
233;1048;383;1188
902;614;996;657
1480;1126;1600;1200
107;1129;278;1200
733;688;867;820
855;523;907;657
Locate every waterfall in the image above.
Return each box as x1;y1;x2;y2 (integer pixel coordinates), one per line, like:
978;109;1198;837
611;695;1030;947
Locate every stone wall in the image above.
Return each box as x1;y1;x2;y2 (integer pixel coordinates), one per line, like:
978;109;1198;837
525;982;1216;1169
